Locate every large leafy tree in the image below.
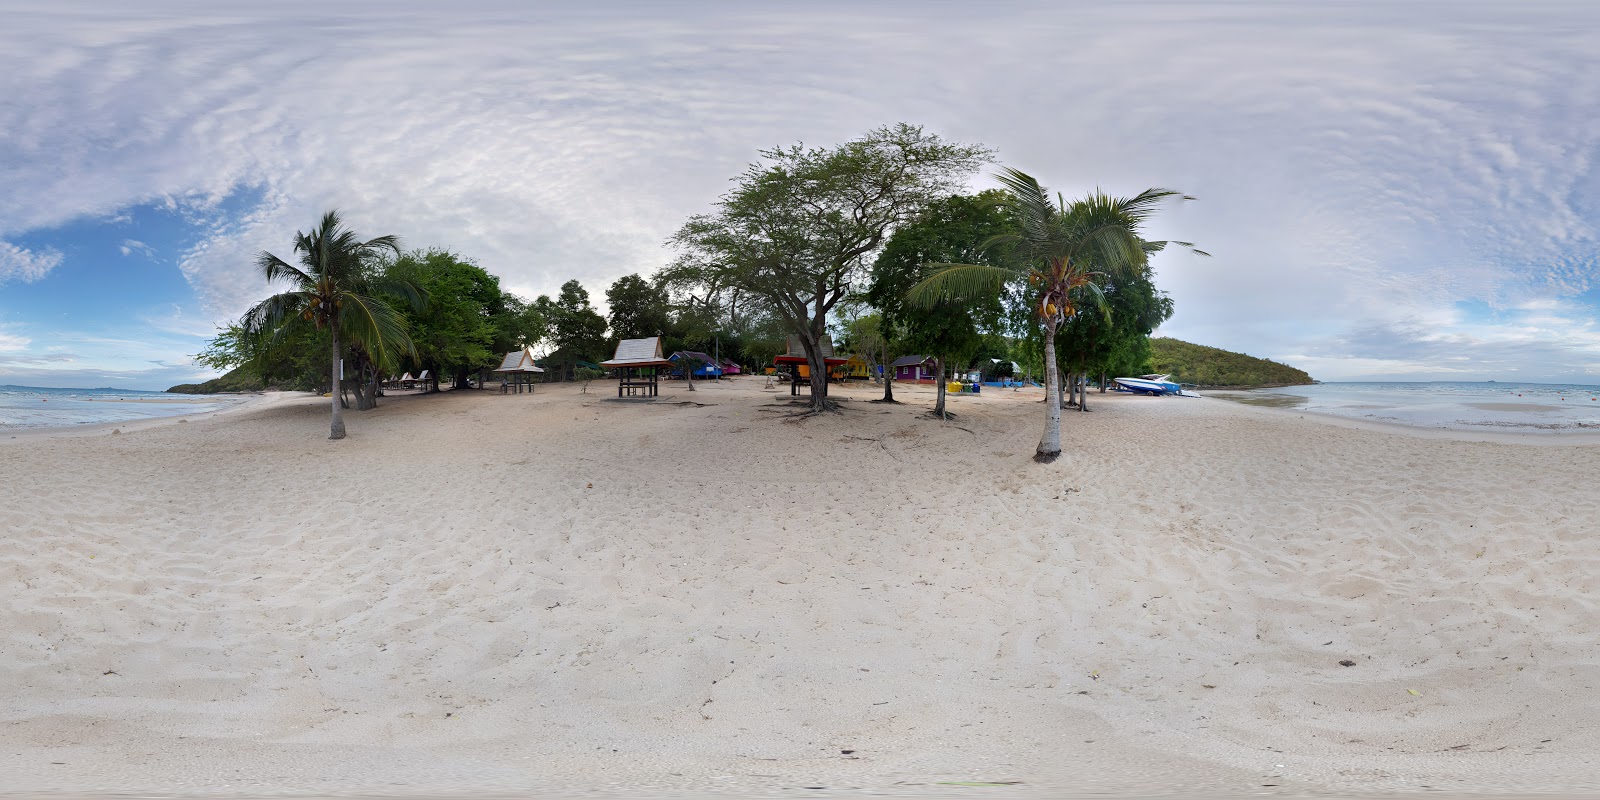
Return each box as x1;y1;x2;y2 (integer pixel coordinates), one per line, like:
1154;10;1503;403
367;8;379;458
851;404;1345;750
544;280;608;379
1057;264;1174;410
384;249;502;391
669;123;989;411
909;169;1203;461
606;274;671;340
241;210;417;440
195;321;328;392
868;192;1010;418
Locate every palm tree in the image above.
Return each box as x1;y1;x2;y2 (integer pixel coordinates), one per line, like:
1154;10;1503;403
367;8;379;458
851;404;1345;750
241;210;415;439
908;168;1204;462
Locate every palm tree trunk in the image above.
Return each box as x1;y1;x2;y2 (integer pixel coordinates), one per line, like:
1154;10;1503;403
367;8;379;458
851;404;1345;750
1079;367;1089;412
329;327;346;440
1037;327;1062;462
933;356;947;418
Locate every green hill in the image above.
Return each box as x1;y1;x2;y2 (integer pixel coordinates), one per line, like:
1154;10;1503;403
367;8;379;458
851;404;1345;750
1148;337;1313;389
167;366;266;394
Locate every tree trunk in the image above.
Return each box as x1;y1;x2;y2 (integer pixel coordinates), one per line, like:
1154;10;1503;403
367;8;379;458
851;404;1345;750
933;357;947;418
796;328;829;410
329;328;346;440
1079;369;1090;412
1037;327;1062;462
1060;369;1072;409
880;341;896;402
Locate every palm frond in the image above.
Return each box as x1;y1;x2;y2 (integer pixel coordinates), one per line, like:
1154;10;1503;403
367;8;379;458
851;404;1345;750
241;291;310;333
370;275;427;312
338;291;416;366
256;251;313;287
1074;281;1113;323
906;263;1018;309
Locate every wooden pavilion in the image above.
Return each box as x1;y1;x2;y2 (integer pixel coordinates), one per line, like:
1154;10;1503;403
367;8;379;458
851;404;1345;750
493;347;544;394
601;336;674;398
775;334;848;397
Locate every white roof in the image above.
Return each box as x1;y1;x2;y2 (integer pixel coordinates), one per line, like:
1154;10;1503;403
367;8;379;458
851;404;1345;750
493;347;544;372
601;336;671;367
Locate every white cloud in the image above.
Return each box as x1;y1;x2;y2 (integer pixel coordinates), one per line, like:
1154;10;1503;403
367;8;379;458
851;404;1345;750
0;324;31;352
0;241;63;284
120;238;155;258
0;2;1598;380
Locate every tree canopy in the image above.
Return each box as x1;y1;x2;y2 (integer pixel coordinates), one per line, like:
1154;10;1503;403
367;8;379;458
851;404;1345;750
669;123;989;409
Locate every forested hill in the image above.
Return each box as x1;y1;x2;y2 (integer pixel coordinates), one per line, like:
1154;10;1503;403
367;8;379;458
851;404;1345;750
1148;337;1314;389
167;366;266;394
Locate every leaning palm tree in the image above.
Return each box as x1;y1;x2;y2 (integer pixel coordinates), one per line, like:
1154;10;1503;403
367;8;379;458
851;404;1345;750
908;168;1204;462
241;210;416;439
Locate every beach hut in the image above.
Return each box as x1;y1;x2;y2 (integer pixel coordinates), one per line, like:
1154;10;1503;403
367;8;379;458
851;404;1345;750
719;359;742;376
669;350;723;379
838;353;872;380
775;335;848;397
601;336;674;398
493;347;545;394
891;354;938;383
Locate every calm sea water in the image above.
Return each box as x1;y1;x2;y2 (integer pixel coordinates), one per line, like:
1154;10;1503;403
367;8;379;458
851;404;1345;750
1217;381;1600;433
0;385;242;429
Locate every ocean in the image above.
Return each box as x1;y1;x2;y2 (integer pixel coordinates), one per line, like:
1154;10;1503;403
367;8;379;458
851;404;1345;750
1215;381;1600;433
0;385;243;429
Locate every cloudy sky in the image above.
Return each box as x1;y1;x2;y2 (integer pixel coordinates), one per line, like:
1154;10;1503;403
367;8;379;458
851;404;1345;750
2;1;1598;389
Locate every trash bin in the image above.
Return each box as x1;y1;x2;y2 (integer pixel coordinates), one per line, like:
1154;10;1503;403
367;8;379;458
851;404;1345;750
971;382;981;394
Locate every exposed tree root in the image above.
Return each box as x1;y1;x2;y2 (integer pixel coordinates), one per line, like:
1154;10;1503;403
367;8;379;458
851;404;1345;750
1034;449;1062;463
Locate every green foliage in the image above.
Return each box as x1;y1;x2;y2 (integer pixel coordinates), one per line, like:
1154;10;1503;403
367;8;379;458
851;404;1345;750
668;123;990;407
868;192;1010;373
242;210;416;371
188;321;329;392
167;365;265;394
1149;337;1314;387
542;280;609;379
492;293;549;354
606;274;671;339
1058;266;1174;377
384;249;501;388
908;169;1201;457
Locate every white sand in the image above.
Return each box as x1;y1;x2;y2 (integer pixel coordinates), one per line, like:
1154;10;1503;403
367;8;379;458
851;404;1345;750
2;380;1597;798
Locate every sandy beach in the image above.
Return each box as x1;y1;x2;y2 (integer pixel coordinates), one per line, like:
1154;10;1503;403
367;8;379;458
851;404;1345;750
2;379;1597;798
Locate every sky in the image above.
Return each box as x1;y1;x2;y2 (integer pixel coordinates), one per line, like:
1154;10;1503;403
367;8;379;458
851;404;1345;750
2;1;1599;389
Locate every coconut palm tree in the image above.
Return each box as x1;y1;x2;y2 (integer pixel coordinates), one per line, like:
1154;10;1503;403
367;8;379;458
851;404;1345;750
908;168;1204;462
241;210;416;439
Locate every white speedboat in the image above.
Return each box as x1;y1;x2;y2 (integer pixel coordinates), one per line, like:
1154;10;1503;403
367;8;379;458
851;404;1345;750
1113;374;1201;397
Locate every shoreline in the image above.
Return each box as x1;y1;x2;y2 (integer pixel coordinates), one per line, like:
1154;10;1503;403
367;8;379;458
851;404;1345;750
1205;393;1600;446
0;390;305;441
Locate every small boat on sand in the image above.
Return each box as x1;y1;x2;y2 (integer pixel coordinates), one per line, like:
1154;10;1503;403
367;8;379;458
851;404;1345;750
1113;374;1201;397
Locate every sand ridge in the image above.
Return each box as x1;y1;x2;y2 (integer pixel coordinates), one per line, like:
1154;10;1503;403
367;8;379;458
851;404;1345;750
1;379;1596;796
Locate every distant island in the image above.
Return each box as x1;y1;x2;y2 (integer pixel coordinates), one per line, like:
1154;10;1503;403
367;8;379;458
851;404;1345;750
1149;337;1315;389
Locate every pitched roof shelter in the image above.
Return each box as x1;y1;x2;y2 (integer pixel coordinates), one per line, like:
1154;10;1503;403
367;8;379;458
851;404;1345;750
493;347;545;394
601;336;673;398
